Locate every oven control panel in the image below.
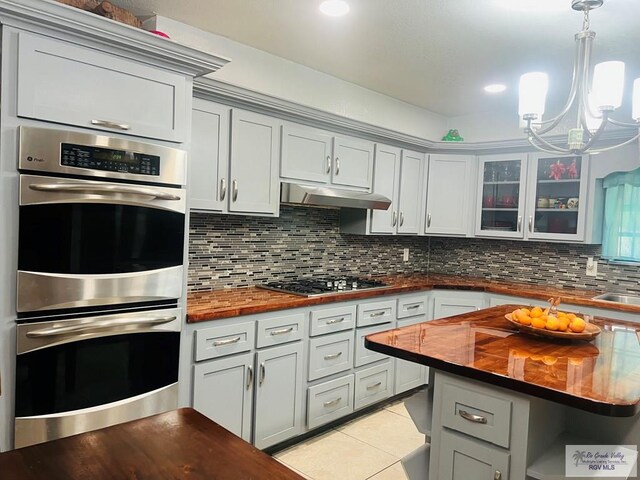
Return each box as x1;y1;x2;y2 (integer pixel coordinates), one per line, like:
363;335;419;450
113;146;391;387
61;144;160;176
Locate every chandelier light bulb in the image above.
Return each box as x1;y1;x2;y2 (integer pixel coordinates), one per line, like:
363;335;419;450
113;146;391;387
518;72;549;119
585;93;603;131
632;78;640;121
591;61;625;110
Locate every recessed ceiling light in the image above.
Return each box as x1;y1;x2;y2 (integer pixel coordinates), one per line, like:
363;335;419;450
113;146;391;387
484;84;507;94
319;0;350;17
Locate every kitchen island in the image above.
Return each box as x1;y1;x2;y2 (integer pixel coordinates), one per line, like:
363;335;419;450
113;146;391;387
365;305;640;480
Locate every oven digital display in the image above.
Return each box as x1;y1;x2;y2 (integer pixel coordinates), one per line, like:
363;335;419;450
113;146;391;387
61;143;160;176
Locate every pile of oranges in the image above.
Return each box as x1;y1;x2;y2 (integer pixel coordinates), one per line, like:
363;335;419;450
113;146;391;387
511;306;587;333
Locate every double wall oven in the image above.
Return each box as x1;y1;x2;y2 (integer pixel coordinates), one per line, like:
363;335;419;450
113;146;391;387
14;126;187;448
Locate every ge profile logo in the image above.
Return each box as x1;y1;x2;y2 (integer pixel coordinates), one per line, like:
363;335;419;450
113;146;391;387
26;156;32;161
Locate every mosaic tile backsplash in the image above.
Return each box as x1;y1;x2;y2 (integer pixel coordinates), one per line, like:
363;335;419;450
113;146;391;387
188;206;640;294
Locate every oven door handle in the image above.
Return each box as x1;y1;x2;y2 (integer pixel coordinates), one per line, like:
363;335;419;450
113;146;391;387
28;183;182;201
25;316;178;337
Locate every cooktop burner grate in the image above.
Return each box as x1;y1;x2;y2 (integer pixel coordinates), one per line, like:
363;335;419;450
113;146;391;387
259;276;387;297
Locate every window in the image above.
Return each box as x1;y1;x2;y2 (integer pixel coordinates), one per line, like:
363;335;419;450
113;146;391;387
601;168;640;262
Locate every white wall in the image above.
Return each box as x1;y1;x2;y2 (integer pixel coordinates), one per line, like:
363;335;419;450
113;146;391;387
146;16;448;140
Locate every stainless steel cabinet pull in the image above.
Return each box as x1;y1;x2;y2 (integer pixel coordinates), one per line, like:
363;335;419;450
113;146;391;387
407;304;421;310
247;365;253;389
213;336;242;346
220;178;226;201
370;311;386;318
91;119;131;131
29;183;181;201
494;471;501;480
324;352;343;360
392;211;397;227
326;317;345;325
399;211;404;226
335;157;340;175
323;397;342;407
270;327;294;336
232;179;238;202
259;362;266;385
326;155;331;174
427;213;432;228
366;381;382;390
517;215;522;232
528;215;533;232
458;409;488;424
26;316;177;337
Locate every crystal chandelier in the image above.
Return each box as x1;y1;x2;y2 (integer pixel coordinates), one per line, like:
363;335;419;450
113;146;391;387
518;0;640;155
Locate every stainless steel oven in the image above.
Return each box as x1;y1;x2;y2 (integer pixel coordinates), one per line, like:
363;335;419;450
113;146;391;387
17;126;187;316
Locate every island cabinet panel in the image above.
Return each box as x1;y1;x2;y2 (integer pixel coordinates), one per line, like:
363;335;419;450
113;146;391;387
17;31;187;143
437;429;510;480
394;315;428;394
193;352;253;442
253;342;304;449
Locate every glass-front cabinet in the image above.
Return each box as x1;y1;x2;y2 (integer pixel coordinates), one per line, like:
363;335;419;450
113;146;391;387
475;154;528;238
526;153;589;241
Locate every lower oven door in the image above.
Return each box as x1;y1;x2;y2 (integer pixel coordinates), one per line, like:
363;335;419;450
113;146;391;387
15;307;181;448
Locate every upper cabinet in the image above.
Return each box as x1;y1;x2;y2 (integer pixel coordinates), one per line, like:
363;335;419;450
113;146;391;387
16;32;188;143
281;123;373;191
190;99;281;216
424;154;476;236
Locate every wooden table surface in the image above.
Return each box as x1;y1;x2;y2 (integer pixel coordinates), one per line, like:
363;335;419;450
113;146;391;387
366;304;640;417
0;408;304;479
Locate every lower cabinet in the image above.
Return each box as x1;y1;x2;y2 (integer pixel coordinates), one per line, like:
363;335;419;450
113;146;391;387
437;429;510;480
307;375;355;429
433;294;485;319
394;316;428;394
354;361;393;409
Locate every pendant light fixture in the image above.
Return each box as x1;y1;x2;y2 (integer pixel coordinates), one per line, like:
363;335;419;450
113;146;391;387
518;0;640;154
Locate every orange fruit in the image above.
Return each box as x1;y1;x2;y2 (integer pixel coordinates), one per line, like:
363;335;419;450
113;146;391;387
531;317;546;329
512;308;522;318
570;317;586;333
521;308;531;316
557;317;569;332
557;311;567;318
545;316;560;331
518;314;532;326
530;306;544;318
567;313;577;320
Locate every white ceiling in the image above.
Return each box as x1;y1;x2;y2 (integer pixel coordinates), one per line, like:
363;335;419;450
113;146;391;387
114;0;640;118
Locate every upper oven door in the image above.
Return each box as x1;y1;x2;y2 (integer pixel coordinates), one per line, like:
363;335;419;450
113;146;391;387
17;174;186;313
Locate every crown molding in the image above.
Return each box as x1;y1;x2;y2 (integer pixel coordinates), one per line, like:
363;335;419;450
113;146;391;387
0;0;230;77
194;77;637;154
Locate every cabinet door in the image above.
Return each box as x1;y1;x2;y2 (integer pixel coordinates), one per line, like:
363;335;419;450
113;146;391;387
229;109;281;215
397;150;424;234
281;124;332;184
425;154;475;236
370;144;400;234
332;136;374;190
525;153;588;241
193;352;253;442
437;429;510;480
475;154;527;239
254;342;304;449
190;100;230;211
17;31;187;143
394;316;428;394
433;297;484;319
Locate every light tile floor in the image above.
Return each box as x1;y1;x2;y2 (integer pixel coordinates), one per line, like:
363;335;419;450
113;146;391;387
274;394;425;480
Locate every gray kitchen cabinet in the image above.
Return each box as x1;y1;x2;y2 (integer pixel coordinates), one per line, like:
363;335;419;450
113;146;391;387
254;342;304;449
433;293;485;319
189;101;281;216
17;31;187;143
424;154;476;236
280;123;373;190
394;315;428;394
193;352;253;442
437;429;510;480
354;360;394;410
397;150;425;234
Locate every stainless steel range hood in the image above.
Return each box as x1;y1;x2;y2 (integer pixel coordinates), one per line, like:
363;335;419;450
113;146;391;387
281;182;391;210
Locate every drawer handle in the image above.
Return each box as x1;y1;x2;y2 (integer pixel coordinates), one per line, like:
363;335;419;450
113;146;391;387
91;119;131;130
366;381;382;390
323;397;342;407
270;327;294;336
326;317;345;325
213;336;241;346
458;409;488;424
406;304;421;310
247;365;253;389
369;311;386;318
324;352;343;360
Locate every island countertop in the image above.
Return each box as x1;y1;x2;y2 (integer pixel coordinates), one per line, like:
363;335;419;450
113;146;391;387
365;304;640;417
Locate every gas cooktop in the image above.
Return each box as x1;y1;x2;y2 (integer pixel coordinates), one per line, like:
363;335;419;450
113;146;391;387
260;276;388;297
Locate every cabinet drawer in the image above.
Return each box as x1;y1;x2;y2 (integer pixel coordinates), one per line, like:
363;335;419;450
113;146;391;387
194;322;255;362
357;300;395;327
397;295;428;319
437;429;510;480
17;32;187;143
355;324;391;367
307;375;354;429
354;361;393;410
256;313;304;348
440;379;512;448
308;331;353;381
309;305;356;336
